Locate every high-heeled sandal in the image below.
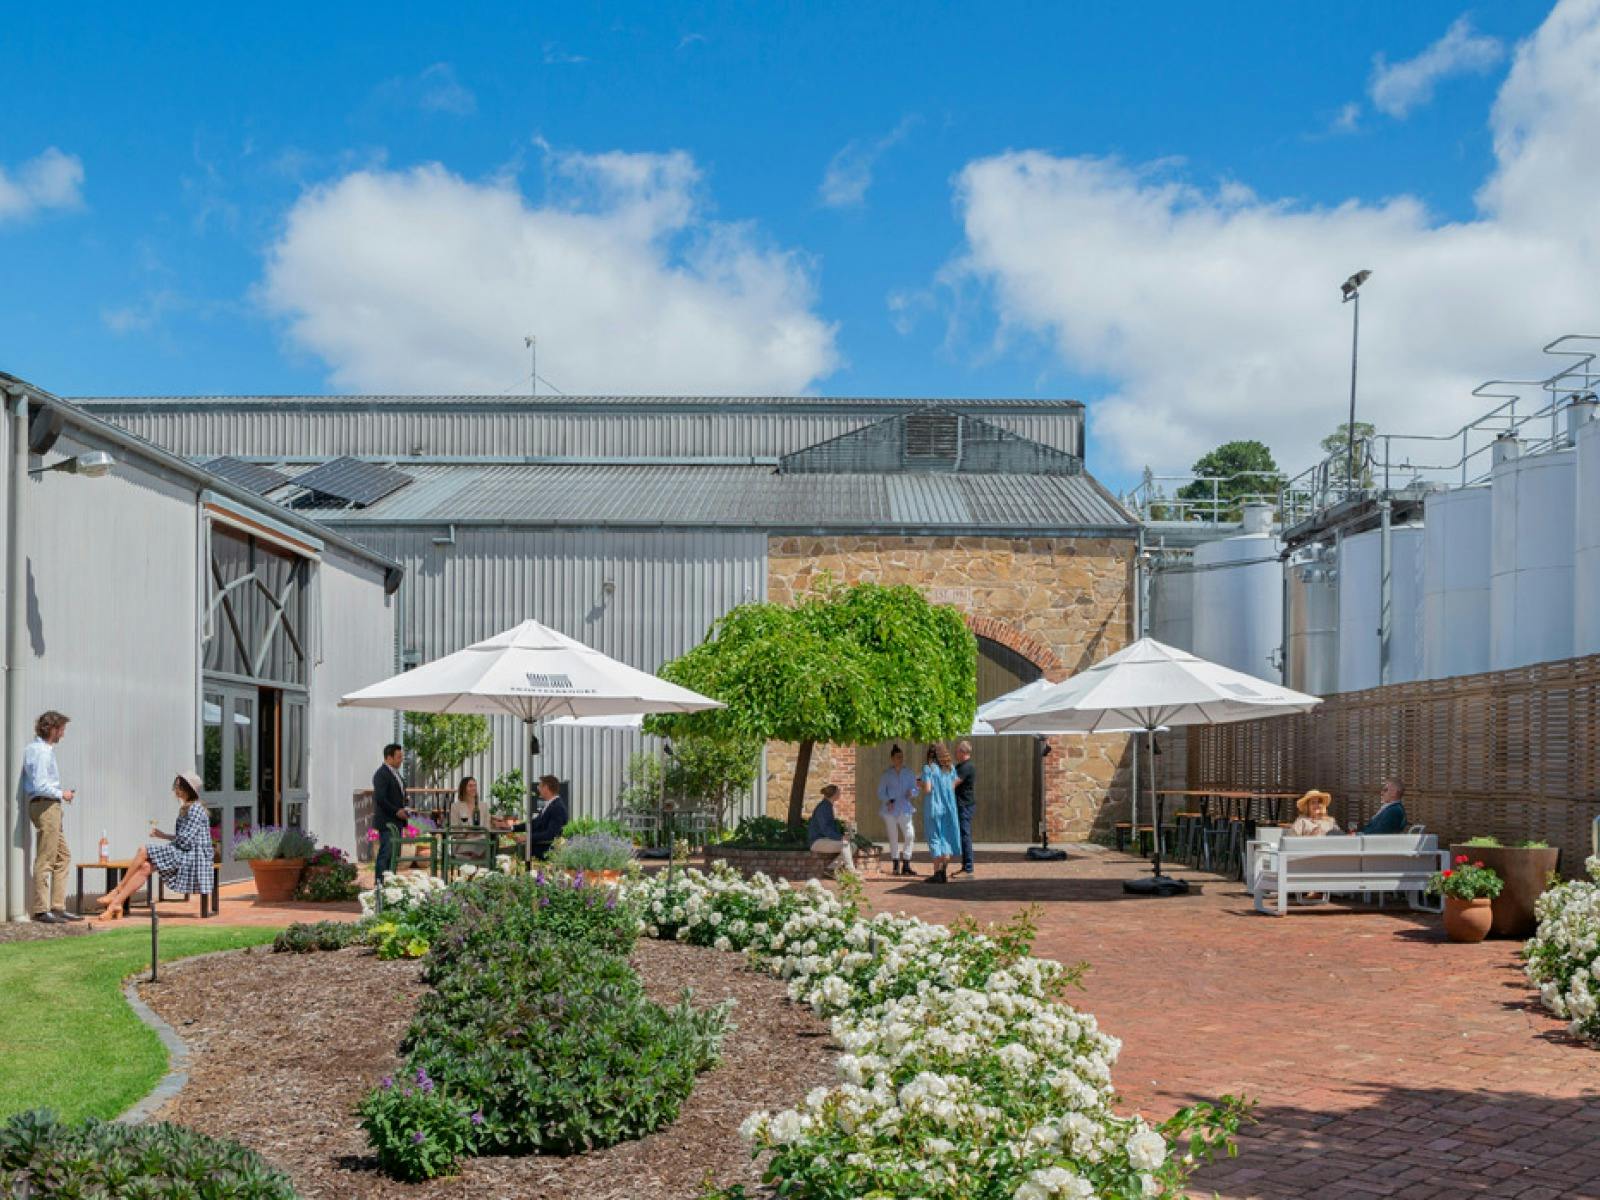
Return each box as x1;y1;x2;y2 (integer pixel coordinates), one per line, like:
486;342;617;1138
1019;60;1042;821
100;904;125;920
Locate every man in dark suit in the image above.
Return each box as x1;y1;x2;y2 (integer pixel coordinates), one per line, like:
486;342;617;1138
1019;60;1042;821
1355;778;1408;835
373;743;410;884
526;774;569;860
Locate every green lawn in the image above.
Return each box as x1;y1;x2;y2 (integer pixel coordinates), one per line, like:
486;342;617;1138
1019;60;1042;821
0;926;280;1122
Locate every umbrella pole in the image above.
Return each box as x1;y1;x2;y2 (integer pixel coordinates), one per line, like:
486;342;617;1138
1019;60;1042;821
1123;724;1188;896
524;719;535;864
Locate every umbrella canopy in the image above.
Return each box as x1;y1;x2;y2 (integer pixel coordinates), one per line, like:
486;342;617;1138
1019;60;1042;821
546;712;645;729
972;678;1163;736
969;679;1054;735
339;619;724;722
987;638;1320;735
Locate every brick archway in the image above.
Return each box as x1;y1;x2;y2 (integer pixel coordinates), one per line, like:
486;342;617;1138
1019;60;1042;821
965;615;1066;682
963;613;1072;841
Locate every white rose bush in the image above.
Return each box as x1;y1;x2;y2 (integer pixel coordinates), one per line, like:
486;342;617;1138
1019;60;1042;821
629;864;1246;1199
358;868;451;917
1524;856;1600;1045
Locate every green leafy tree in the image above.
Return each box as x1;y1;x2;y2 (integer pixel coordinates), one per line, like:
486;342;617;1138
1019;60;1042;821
665;736;764;832
1321;421;1377;487
402;712;494;787
1175;440;1282;520
652;580;977;828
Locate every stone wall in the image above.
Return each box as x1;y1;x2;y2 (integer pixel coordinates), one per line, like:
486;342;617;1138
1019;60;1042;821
764;534;1137;841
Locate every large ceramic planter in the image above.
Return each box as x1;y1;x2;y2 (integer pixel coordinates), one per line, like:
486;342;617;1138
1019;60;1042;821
247;858;306;902
1448;844;1561;938
1442;895;1494;944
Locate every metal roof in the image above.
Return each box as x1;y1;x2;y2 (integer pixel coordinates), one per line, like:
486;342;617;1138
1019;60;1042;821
0;372;404;581
78;394;1082;413
256;462;1136;535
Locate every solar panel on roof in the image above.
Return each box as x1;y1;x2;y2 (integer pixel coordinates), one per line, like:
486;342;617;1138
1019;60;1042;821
205;456;290;495
290;456;414;508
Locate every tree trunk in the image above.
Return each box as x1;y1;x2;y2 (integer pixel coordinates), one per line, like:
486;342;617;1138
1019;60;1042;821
786;739;815;830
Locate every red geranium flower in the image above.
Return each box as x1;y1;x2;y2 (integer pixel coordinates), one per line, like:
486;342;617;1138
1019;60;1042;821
1473;861;1485;868
1441;870;1454;878
1454;855;1469;864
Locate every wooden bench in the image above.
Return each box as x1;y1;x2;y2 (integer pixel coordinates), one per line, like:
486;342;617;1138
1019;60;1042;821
1252;834;1446;917
74;859;151;916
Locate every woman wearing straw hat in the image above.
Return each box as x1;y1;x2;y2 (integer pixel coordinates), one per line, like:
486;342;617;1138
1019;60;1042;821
1287;789;1338;838
1286;789;1338;902
96;772;214;918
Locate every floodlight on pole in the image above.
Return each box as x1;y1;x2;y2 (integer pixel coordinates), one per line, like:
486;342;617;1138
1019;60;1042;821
1340;269;1373;493
29;451;115;479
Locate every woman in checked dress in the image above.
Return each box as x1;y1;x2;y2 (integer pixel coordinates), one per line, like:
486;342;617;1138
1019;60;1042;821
96;771;214;917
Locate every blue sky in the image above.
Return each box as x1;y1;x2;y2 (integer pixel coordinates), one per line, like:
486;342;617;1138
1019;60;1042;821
2;1;1586;492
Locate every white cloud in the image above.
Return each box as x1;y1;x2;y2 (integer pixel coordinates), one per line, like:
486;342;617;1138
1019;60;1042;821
819;117;917;209
947;0;1600;476
1331;102;1363;134
0;148;85;224
1370;16;1504;118
261;147;840;395
418;63;476;116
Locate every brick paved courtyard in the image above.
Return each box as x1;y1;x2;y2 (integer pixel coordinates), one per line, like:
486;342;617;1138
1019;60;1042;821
870;846;1600;1200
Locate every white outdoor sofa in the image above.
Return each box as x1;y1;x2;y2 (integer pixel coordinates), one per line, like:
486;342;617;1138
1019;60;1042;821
1250;832;1447;916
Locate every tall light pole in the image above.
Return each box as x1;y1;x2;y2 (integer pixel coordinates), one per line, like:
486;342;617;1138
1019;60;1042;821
1340;269;1373;493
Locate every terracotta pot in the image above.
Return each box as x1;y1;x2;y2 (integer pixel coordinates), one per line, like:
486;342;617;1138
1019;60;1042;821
1442;895;1494;944
1448;844;1561;938
248;857;306;902
580;869;623;885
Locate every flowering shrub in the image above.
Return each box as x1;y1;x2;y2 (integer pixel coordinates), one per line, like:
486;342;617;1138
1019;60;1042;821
1525;856;1600;1045
294;846;360;902
1427;855;1505;901
357;1066;482;1182
360;870;725;1179
549;832;635;873
359;870;450;918
631;865;1245;1199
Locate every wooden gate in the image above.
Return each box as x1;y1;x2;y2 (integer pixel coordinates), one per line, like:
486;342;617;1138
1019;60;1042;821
854;637;1042;843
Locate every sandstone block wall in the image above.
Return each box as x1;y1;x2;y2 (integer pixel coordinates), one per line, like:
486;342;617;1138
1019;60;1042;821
764;534;1136;841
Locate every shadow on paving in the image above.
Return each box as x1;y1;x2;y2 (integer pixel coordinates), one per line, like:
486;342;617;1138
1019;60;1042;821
876;874;1220;903
1180;1083;1600;1200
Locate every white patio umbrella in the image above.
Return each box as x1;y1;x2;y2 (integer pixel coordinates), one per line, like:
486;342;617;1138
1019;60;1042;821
340;619;723;844
988;637;1320;894
546;712;646;729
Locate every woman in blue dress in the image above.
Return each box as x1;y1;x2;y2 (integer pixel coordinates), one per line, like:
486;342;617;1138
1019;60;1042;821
97;772;214;917
919;742;961;885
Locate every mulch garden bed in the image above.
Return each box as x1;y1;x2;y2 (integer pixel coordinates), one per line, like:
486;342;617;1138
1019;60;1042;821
0;918;97;945
139;938;838;1198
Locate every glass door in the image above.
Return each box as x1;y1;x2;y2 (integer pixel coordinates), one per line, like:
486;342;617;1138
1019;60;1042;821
203;683;257;883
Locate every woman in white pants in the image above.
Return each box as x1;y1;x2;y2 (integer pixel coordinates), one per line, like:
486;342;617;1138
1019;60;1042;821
877;745;919;876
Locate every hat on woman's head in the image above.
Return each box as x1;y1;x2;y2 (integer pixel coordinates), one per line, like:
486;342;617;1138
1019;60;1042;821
176;770;204;798
1295;789;1331;814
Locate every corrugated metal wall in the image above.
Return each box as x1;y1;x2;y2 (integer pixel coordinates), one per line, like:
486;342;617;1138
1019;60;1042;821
20;430;203;890
309;550;399;854
99;406;1084;462
343;526;769;822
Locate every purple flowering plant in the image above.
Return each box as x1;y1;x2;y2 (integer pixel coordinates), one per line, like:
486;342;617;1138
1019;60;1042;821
358;1067;481;1182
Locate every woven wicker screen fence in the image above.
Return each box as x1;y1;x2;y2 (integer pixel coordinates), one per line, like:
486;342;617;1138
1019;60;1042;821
1189;654;1600;876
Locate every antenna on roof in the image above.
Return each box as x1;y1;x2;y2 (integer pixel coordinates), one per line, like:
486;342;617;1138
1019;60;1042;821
524;335;537;398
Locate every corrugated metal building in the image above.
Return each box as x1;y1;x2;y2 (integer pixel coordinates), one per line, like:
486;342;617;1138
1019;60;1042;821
1;374;401;918
81;394;1138;837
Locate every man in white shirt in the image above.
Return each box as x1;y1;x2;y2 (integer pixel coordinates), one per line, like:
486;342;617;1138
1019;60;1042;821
24;710;80;923
877;745;919;877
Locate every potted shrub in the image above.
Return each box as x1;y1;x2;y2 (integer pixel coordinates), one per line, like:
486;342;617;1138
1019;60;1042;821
549;833;634;883
294;846;361;903
1426;855;1505;944
233;826;318;901
1447;836;1562;938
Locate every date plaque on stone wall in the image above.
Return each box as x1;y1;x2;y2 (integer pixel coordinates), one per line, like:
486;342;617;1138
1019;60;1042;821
926;587;972;606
